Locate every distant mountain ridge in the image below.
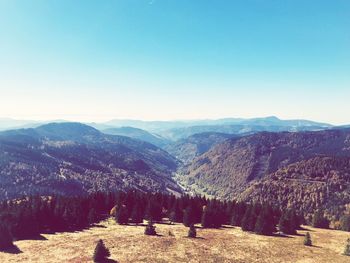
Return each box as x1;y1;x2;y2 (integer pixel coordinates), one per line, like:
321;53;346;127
104;116;332;131
103;126;170;148
1;116;334;142
104;116;333;140
165;132;236;164
0;123;181;200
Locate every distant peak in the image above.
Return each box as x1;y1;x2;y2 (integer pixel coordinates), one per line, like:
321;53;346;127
264;116;280;120
36;122;100;137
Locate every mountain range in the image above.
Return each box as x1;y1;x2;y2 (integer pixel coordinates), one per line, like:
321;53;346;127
0;118;349;219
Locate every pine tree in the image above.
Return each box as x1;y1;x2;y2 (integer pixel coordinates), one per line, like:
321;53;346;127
115;205;129;225
278;212;296;235
183;206;195;227
145;200;162;222
169;200;183;223
254;205;276;235
241;206;252;231
88;208;98;225
188;224;197;238
144;220;157;236
0;224;13;250
131;203;143;225
201;205;217;228
288;209;300;230
312;210;329;229
93;239;110;262
230;202;246;227
304;232;312;246
201;208;211;228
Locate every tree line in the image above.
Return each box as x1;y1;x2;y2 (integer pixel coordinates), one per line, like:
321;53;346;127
0;190;349;251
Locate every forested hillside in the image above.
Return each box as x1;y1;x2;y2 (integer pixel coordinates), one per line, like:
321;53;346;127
0;123;181;200
165;132;235;164
239;156;350;220
179;129;350;218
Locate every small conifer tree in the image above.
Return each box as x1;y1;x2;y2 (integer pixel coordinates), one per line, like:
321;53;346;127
188;224;196;238
93;239;110;262
344;238;350;256
144;220;157;236
304;232;312;246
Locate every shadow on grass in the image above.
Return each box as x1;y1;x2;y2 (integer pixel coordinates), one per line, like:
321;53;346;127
96;259;118;263
116;223;147;227
0;245;22;254
186;236;206;240
299;226;314;232
310;245;322;249
271;233;293;238
16;234;48;241
221;225;235;229
29;234;47;240
91;224;107;228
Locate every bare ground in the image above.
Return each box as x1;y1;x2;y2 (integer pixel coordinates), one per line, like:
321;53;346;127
1;219;349;263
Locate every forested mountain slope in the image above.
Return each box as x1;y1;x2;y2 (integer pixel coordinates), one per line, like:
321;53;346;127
180;128;350;200
239;156;350;219
165;132;235;164
0;123;181;199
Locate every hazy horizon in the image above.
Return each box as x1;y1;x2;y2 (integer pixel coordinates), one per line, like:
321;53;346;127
1;1;349;125
0;115;342;126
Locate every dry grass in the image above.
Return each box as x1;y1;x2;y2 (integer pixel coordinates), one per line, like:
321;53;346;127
1;219;349;263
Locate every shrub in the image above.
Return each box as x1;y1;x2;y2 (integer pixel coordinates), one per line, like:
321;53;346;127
340;214;350;232
144;220;157;236
344;238;350;256
304;232;312;246
188;224;196;238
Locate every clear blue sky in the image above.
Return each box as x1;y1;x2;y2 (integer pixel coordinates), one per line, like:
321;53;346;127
0;0;349;124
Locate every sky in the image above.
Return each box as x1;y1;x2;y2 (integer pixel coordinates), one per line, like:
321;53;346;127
0;0;349;124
